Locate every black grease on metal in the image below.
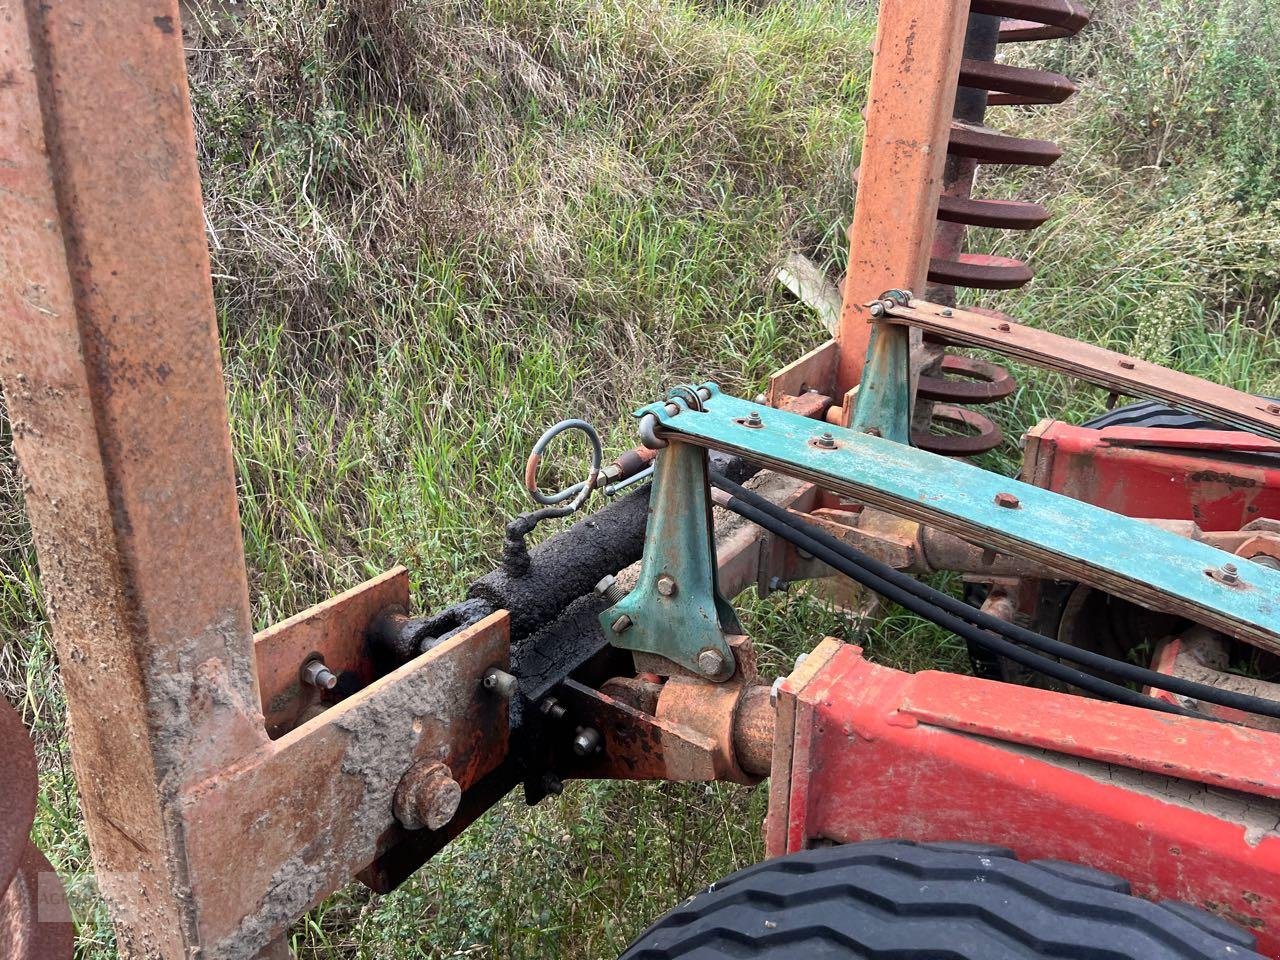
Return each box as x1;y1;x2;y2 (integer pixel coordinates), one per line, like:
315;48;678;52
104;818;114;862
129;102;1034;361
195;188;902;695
473;452;755;644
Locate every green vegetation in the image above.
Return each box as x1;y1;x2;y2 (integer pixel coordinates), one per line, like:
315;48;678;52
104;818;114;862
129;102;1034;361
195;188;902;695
2;0;1279;956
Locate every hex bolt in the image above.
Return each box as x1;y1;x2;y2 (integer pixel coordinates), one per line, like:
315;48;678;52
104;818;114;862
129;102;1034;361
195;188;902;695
539;697;568;721
768;576;788;593
572;726;603;757
697;648;727;677
1268;404;1280;416
1118;359;1136;370
594;574;628;606
610;613;633;634
941;308;953;317
994;492;1021;509
393;760;462;832
482;666;518;699
301;659;337;691
997;322;1011;332
656;574;678;597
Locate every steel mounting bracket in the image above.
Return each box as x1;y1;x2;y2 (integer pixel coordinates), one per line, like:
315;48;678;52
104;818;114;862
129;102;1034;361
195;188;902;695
599;439;741;680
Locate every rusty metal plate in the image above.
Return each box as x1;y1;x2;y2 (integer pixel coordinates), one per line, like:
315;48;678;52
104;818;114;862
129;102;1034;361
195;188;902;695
254;567;411;737
884;299;1280;441
929;253;1033;289
179;611;511;953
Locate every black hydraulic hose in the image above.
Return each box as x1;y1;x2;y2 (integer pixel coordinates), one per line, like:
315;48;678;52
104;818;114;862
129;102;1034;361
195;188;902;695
712;473;1280;722
710;484;1199;718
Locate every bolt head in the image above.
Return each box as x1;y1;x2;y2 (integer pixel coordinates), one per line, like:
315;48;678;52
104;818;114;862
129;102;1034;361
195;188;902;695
697;648;727;677
610;614;633;634
994;492;1021;509
997;322;1011;333
1268;404;1280;415
394;761;462;831
656;574;678;597
1119;359;1136;370
941;308;953;317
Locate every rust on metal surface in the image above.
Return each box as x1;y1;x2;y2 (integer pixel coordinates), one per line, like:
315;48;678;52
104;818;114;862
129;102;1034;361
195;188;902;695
912;403;1004;455
0;701;74;959
959;59;1076;102
179;612;510;952
254;568;411;737
928;253;1034;289
394;761;463;831
948;121;1063;166
767;339;839;408
975;0;1092;35
884;299;1280;440
0;3;268;954
917;355;1017;403
936;194;1051;230
835;0;971;395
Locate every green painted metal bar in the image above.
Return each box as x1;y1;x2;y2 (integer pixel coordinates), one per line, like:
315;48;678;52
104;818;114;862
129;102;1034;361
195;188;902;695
634;384;1280;652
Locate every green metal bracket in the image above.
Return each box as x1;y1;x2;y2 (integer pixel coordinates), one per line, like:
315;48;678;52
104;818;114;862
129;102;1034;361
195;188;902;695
633;382;1280;653
850;289;913;443
598;439;741;680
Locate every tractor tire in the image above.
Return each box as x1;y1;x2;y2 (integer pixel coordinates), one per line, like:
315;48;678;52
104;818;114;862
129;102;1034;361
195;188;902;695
1082;399;1233;431
619;840;1261;959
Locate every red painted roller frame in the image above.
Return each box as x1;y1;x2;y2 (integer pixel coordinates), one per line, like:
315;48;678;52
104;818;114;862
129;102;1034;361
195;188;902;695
767;641;1280;955
1023;422;1280;531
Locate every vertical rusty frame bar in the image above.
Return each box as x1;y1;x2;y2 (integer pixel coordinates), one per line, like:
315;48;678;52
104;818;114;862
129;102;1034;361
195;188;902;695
837;0;971;424
0;1;270;955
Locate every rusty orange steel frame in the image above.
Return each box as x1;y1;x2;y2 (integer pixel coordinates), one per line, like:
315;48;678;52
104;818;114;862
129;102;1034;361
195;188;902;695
4;0;1280;959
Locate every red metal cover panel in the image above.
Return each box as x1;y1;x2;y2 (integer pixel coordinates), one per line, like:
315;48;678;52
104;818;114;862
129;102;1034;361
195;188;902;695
1027;422;1280;530
785;645;1280;955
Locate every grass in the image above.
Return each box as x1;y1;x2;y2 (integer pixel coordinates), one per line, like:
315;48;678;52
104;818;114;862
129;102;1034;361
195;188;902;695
2;0;1280;956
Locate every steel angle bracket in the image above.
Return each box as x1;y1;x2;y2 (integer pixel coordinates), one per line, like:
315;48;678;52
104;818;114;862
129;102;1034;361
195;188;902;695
639;383;1280;653
599;438;740;680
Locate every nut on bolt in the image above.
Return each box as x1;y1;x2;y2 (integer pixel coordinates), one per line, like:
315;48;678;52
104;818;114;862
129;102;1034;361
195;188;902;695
482;666;518;699
301;658;337;691
394;760;462;831
1215;562;1241;585
594;574;628;606
812;432;837;450
572;726;603;757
